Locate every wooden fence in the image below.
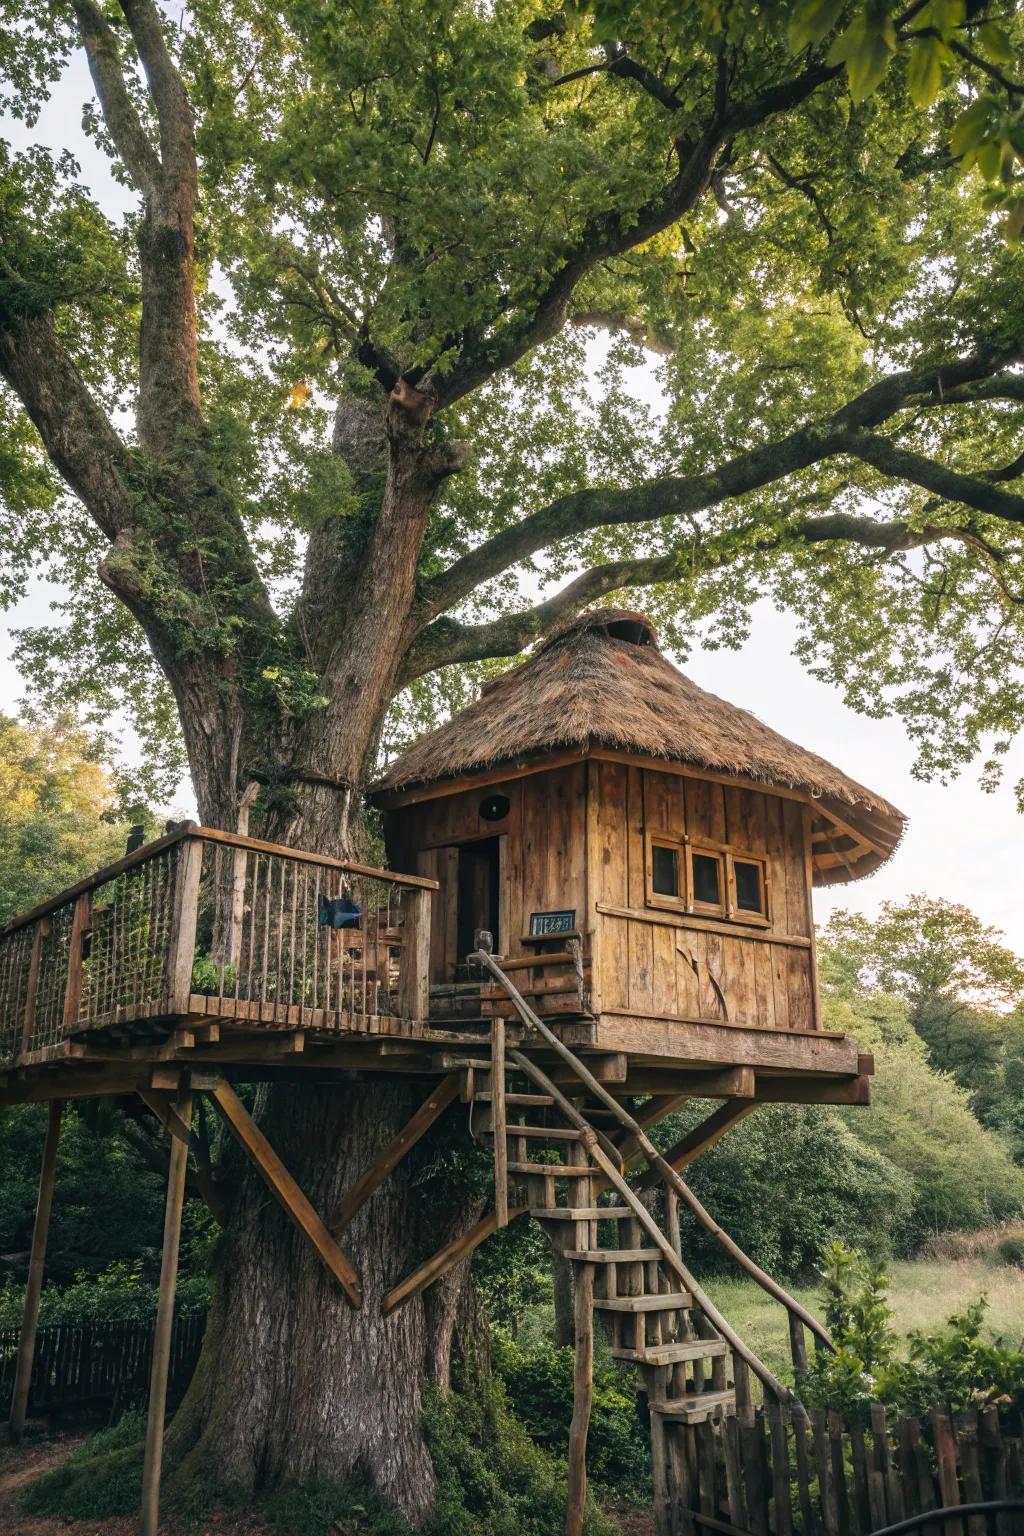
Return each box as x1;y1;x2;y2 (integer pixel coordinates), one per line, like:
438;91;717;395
677;1402;1024;1536
0;1313;205;1419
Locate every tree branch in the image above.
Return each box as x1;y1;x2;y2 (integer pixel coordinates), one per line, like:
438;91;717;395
423;62;840;408
404;512;985;681
119;0;195;179
417;348;1017;624
568;309;676;356
846;433;1024;525
0;311;138;539
72;0;161;197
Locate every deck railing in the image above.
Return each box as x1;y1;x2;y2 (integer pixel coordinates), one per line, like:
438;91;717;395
0;825;436;1066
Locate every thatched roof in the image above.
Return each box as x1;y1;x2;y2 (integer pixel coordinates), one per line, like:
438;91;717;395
373;610;905;884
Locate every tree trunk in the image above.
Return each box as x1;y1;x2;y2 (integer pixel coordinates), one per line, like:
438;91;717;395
167;1080;474;1522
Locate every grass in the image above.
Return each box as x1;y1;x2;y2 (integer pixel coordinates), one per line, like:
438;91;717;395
704;1258;1024;1382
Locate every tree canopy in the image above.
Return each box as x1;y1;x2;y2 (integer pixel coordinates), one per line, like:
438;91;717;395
1;0;1023;809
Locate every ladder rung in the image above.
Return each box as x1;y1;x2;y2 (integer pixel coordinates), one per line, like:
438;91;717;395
566;1248;662;1263
594;1293;694;1313
612;1339;728;1366
649;1389;735;1424
507;1162;593;1176
530;1207;633;1220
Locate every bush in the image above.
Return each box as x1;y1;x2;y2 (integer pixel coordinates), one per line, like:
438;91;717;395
266;1476;413;1536
0;1258;210;1329
652;1100;913;1278
424;1366;615;1536
919;1222;1024;1268
801;1243;1024;1422
492;1328;649;1496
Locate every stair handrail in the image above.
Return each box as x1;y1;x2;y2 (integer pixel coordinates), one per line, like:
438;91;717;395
472;951;833;1378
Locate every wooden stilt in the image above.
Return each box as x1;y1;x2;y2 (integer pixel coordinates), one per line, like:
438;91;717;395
565;1260;594;1536
8;1098;63;1443
140;1092;192;1536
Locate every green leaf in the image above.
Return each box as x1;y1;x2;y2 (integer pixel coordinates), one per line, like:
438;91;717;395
827;7;897;103
788;0;846;52
949;97;997;157
1005;205;1024;246
906;35;947;108
978;22;1014;64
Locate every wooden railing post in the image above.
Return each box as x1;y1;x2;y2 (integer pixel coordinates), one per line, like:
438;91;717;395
491;1013;508;1229
167;838;204;1014
140;1091;192;1536
62;895;92;1036
566;1260;595;1536
398;886;431;1023
20;919;48;1059
8;1099;63;1442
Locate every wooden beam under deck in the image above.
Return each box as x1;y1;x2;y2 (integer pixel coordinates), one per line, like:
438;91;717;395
564;1013;863;1076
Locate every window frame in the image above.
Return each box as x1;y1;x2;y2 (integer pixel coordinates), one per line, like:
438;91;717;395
643;830;771;926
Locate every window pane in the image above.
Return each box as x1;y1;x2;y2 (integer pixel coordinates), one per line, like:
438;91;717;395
652;844;678;897
734;859;763;913
692;853;721;906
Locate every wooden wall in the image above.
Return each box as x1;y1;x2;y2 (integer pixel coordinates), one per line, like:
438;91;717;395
383;755;818;1029
384;763;587;983
586;759;818;1031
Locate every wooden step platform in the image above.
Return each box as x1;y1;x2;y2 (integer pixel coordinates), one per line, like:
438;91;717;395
594;1292;694;1313
649;1388;736;1424
507;1161;593;1176
530;1206;633;1220
612;1338;728;1366
487;1125;583;1141
566;1248;663;1263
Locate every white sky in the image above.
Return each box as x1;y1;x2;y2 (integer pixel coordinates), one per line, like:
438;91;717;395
3;47;1023;949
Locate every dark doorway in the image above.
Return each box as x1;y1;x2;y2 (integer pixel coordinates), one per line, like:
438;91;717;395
457;837;500;963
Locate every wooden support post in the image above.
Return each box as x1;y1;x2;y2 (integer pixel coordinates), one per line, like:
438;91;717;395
491;1015;508;1229
634;1101;759;1191
167;837;204;1013
141;1092;191;1536
327;1073;460;1235
8;1099;63;1443
399;886;432;1022
209;1079;362;1306
566;1261;594;1536
62;894;91;1034
383;1202;530;1314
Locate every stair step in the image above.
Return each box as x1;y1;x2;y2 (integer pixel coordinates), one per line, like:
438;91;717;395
507;1162;594;1176
478;1092;554;1107
650;1389;735;1425
612;1339;729;1366
566;1249;663;1263
530;1207;633;1221
483;1125;583;1141
594;1292;694;1313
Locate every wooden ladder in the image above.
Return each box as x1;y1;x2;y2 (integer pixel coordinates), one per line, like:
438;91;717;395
472;949;833;1536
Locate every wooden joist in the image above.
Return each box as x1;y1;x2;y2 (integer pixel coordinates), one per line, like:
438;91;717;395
208;1079;362;1306
633;1102;758;1192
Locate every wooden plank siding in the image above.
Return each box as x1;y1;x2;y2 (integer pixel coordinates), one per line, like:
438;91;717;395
386;755;819;1035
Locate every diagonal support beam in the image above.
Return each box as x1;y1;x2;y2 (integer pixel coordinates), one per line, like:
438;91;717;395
327;1073;461;1236
633;1100;758;1192
383;1203;530;1314
209;1079;362;1306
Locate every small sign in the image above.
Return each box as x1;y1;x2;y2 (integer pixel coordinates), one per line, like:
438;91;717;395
529;909;576;937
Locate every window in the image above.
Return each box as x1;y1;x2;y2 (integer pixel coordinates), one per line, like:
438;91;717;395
651;843;680;898
690;850;723;910
644;830;770;924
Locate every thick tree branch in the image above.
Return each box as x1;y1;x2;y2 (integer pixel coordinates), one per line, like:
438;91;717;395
847;433;1024;525
423;62;840;408
119;0;195;180
0;311;138;539
404;512;984;681
72;0;161;196
417;348;1017;624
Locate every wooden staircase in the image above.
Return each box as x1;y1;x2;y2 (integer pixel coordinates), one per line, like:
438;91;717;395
470;947;833;1536
475;1077;741;1431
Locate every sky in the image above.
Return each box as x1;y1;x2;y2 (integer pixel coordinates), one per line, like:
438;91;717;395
3;42;1023;950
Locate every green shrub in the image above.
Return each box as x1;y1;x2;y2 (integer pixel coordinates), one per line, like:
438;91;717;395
266;1476;413;1535
22;1408;146;1519
0;1258;210;1329
801;1243;1024;1421
491;1328;648;1497
423;1367;615;1536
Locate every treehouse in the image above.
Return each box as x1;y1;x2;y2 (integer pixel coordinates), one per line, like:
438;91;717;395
371;609;905;1104
0;609;910;1536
